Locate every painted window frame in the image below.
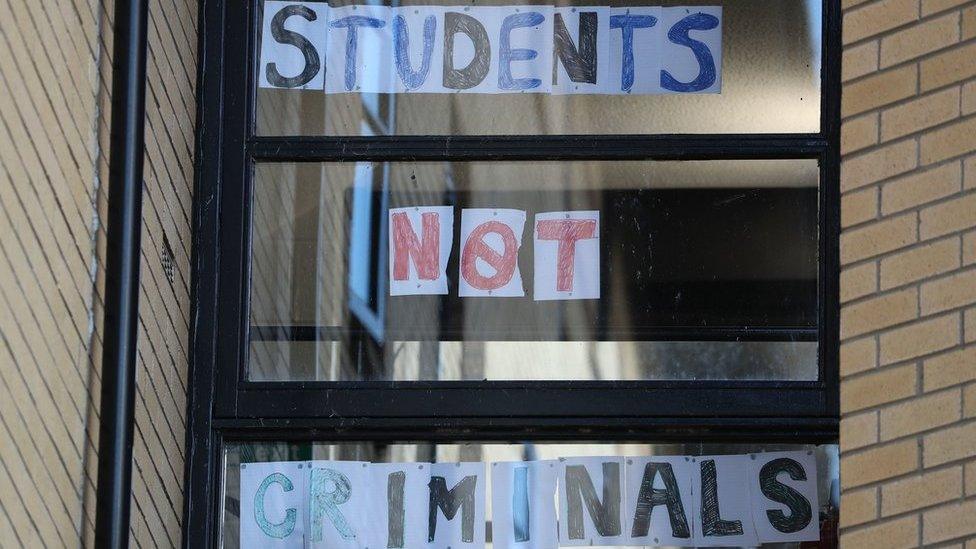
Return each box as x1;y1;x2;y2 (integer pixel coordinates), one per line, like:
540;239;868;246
182;0;842;545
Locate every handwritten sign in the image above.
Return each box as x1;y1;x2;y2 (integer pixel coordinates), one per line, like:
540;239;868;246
260;2;722;95
389;208;600;300
240;451;820;548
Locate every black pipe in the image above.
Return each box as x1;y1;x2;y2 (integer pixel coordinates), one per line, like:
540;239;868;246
94;0;149;544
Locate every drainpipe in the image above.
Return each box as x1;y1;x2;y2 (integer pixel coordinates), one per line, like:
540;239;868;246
94;0;148;545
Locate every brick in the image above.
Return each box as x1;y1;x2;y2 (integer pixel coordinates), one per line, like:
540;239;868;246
967;308;976;342
842;186;879;227
840;487;877;527
920;193;976;239
880;388;961;439
882;87;961;141
841;287;917;339
922;269;976;314
921;42;976;91
881;313;960;364
842;364;917;413
965;383;976;417
842;112;879;154
965;231;976;265
841;515;918;549
843;439;919;488
842;139;918;192
921;0;971;15
843;410;879;450
967;155;976;189
843;65;919;117
844;0;919;44
923;499;976;544
924;345;976;390
881;161;962;215
880;236;960;289
841;214;918;264
921;116;976;164
964;80;976;116
880;12;960;68
964;5;976;40
967;461;976;495
841;336;878;375
842;261;879;302
843;40;880;82
881;467;962;515
923;420;976;465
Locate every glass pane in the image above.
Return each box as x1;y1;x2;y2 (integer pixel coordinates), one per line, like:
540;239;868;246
247;159;819;381
220;441;840;548
254;0;821;135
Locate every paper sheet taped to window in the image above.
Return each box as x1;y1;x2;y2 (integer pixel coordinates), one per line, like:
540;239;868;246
238;450;820;548
258;2;722;94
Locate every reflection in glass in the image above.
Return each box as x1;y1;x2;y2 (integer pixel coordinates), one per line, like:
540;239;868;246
255;0;822;135
220;441;839;548
247;159;819;381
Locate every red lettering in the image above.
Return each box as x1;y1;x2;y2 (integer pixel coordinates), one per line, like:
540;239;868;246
536;219;597;291
460;221;519;290
391;211;440;280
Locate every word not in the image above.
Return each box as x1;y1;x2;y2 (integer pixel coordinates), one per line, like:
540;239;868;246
239;451;820;549
389;207;600;300
259;2;722;94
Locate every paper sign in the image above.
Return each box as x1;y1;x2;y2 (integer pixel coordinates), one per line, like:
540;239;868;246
624;456;696;546
239;461;306;549
491;460;559;549
558;457;626;546
366;462;433;549
325;5;396;93
259;4;722;95
388;206;454;296
658;6;723;94
259;1;329;89
428;462;487;549
552;7;611;94
607;6;662;94
691;455;759;547
459;209;526;297
306;461;371;549
391;6;447;93
533;211;600;301
749;451;821;543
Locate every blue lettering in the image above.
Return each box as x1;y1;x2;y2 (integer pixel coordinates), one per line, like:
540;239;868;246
393;15;436;90
498;12;545;90
330;15;386;91
254;473;297;539
610;14;657;93
661;12;719;92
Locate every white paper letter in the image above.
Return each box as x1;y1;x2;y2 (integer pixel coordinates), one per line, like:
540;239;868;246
533;211;599;300
389;206;454;296
459;209;526;297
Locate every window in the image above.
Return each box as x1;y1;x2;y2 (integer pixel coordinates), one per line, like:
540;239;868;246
185;0;841;545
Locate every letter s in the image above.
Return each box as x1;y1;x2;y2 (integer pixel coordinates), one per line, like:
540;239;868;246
266;5;321;88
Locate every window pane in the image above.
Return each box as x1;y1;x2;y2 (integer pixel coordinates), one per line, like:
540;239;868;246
247;159;819;381
254;0;822;135
220;441;839;548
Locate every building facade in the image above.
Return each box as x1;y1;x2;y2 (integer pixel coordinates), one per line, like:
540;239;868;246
0;0;972;547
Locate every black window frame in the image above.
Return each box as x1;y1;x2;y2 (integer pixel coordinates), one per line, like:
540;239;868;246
182;0;842;545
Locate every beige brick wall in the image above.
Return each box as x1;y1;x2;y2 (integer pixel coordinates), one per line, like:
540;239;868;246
841;0;976;546
0;0;195;546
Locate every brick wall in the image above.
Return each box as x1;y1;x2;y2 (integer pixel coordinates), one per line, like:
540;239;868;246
0;0;195;546
840;0;976;546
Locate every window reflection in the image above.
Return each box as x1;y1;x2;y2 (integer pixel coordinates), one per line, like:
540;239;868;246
247;159;819;382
